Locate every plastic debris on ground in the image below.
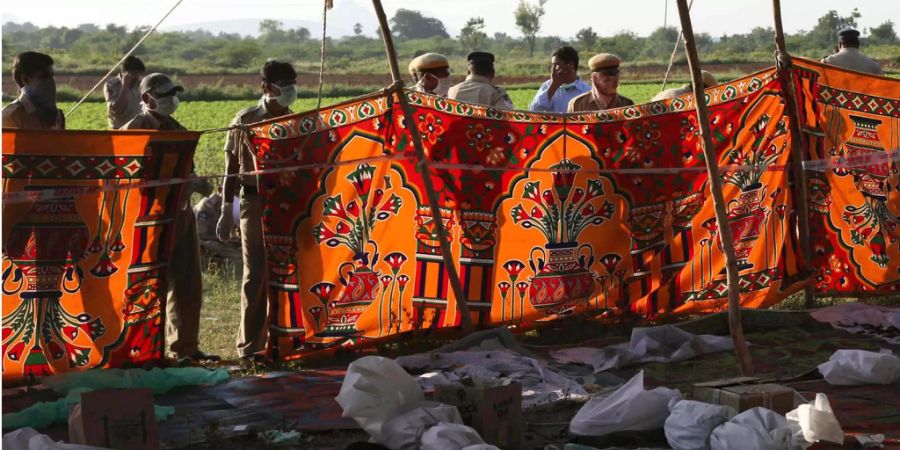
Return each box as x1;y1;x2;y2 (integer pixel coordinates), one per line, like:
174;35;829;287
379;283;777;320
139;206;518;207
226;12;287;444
257;429;303;445
664;399;736;450
817;349;900;385
856;433;885;448
2;427;107;450
569;371;682;437
549;324;734;372
810;303;900;344
395;329;587;409
709;407;807;450
336;356;498;450
2;367;227;432
785;393;844;445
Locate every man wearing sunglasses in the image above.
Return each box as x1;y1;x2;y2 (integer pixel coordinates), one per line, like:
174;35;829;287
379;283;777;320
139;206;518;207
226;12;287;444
122;73;219;364
217;60;297;362
567;53;634;112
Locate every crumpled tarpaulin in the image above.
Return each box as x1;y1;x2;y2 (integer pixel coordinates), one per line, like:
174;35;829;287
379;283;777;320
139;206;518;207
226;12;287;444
548;324;734;372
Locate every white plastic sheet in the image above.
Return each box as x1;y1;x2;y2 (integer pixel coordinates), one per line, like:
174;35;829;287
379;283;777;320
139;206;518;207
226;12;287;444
785;393;843;445
709;407;807;450
396;349;586;408
380;402;463;449
420;423;498;450
2;427;106;450
810;303;900;344
550;325;734;372
569;371;682;436
335;356;425;441
817;349;900;385
664;400;736;450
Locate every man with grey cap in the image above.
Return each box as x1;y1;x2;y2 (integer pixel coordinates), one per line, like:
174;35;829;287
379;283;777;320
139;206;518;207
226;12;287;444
448;51;514;109
651;70;718;102
568;53;634;112
409;53;452;96
122;73;220;364
822;27;883;75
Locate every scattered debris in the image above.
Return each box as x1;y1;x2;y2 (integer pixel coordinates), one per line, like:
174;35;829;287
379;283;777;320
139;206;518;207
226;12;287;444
257;429;303;445
550;325;734;372
817;349;900;385
810;303;900;344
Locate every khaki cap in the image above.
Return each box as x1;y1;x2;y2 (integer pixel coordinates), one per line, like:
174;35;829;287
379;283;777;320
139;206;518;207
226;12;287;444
701;70;718;88
140;73;183;95
588;53;622;71
412;53;449;72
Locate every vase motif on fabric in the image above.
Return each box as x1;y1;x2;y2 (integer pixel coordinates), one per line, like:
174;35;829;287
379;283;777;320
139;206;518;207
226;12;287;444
2;196;105;379
312;163;403;336
839;115;899;268
510;159;614;315
720;113;787;271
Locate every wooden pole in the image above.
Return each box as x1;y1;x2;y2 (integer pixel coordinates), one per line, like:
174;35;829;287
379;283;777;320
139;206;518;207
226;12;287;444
372;0;474;333
676;0;754;376
771;0;816;309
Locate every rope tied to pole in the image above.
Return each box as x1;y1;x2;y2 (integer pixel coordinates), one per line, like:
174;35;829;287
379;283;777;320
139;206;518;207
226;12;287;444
659;0;695;93
65;0;184;118
316;0;334;112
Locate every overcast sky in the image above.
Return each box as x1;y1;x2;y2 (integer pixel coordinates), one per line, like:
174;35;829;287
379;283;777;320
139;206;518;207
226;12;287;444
2;0;897;38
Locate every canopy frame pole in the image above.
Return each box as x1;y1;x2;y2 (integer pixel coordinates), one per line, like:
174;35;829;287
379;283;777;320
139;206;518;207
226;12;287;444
772;0;816;308
372;0;474;333
676;0;754;376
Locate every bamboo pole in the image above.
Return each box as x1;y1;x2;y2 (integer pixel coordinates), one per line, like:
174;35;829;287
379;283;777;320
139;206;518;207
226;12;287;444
676;0;754;376
771;0;816;309
371;0;474;333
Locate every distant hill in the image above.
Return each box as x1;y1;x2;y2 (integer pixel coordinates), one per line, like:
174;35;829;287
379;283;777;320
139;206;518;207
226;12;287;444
159;0;382;38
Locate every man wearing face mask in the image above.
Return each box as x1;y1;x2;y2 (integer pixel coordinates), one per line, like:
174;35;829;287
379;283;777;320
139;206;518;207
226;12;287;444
529;46;590;113
409;53;452;97
217;60;297;362
122;73;220;364
104;55;145;129
567;53;634;112
3;51;65;129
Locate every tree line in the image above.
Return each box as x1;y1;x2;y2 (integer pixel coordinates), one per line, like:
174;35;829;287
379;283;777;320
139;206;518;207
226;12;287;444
2;5;897;77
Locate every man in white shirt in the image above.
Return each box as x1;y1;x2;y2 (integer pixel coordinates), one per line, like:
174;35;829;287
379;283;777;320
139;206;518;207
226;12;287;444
104;56;145;129
529;46;590;113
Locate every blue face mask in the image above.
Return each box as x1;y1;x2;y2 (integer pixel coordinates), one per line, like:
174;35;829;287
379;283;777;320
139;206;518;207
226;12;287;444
23;77;58;125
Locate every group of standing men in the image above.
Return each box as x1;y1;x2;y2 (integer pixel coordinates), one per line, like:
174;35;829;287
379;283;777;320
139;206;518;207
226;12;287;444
0;27;883;363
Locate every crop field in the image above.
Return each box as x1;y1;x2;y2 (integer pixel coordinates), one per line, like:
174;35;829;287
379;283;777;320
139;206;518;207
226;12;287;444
53;83;662;359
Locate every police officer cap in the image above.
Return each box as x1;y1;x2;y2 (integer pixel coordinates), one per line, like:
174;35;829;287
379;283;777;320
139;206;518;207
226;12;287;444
837;27;860;39
588;53;622;71
466;51;494;64
412;53;449;72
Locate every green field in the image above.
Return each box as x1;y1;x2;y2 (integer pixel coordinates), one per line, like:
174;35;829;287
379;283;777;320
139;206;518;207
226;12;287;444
57;83;665;359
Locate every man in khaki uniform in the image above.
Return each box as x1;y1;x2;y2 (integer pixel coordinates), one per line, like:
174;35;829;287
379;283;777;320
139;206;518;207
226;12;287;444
104;55;145;129
568;53;634;112
409;53;452;96
651;70;718;102
822;28;883;75
2;51;65;130
217;60;297;361
448;52;514;109
122;73;219;363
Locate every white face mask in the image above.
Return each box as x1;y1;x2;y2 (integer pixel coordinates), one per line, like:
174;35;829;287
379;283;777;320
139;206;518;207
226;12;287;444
434;77;452;97
149;95;179;116
266;84;297;108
